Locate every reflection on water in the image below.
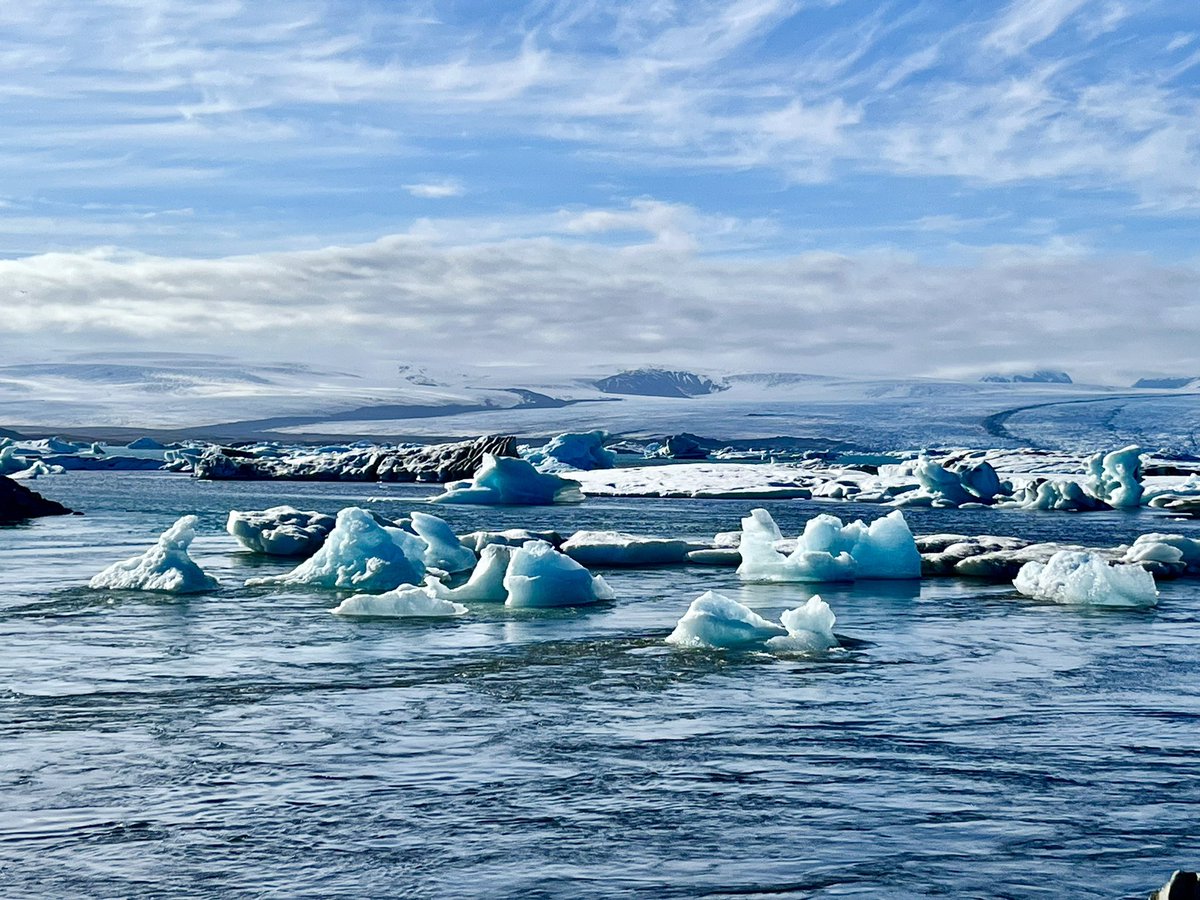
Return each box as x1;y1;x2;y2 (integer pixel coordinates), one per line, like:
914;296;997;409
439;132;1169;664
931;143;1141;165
0;472;1196;898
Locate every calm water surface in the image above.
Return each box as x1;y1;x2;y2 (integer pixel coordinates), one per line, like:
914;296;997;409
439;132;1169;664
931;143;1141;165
1;472;1197;898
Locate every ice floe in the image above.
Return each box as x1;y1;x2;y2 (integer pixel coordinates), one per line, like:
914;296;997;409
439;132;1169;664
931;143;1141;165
502;540;615;608
330;577;468;618
428;454;584;505
89;515;219;594
1013;550;1158;608
226;506;336;557
665;591;838;652
246;507;425;591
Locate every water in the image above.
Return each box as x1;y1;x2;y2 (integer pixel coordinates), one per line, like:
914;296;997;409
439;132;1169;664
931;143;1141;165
2;472;1197;898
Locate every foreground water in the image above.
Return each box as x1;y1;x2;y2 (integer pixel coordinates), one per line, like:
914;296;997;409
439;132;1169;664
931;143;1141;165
2;473;1197;898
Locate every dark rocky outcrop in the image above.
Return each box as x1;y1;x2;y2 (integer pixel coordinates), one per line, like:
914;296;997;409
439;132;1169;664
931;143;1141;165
980;370;1072;384
594;367;727;398
194;435;519;482
0;475;75;522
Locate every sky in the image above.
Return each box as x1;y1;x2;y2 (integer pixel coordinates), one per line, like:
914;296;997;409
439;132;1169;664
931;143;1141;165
1;0;1198;384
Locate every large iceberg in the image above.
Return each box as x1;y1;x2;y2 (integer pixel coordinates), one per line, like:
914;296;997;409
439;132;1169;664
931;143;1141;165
523;430;616;472
502;540;615;608
330;578;468;617
429;453;585;505
737;508;920;582
1086;445;1144;508
1013;550;1158;608
247;507;425;591
665;591;838;652
226;506;336;557
89;515;219;594
409;511;477;573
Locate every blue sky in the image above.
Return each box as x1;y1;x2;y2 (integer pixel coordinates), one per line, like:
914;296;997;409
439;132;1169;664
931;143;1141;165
1;0;1198;382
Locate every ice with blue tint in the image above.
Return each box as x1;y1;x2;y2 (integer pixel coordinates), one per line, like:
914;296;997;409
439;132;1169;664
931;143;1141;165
502;540;615;608
560;530;700;566
247;507;425;591
737;508;920;582
409;510;477;573
1087;445;1144;509
226;506;336;557
330;577;468;618
666;591;838;652
89;515;219;594
444;543;513;602
524;430;616;472
1013;550;1158;608
428;453;585;505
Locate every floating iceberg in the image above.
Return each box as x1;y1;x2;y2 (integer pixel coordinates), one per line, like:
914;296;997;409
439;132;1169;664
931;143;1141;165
665;591;838;652
1013;550;1158;608
444;543;513;602
1006;479;1105;512
247;507;425;591
410;511;477;573
226;506;336;557
89;515;219;594
330;577;467;618
429;454;584;505
502;540;615;608
737;508;920;582
458;528;564;553
1086;445;1144;508
524;430;616;471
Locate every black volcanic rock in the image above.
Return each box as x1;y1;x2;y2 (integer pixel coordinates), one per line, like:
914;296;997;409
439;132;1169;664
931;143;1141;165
0;475;75;522
980;370;1072;384
594;367;728;398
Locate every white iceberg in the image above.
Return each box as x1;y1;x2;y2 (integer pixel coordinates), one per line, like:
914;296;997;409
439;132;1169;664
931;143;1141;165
410;511;477;573
1013;550;1158;608
503;540;615;608
89;515;219;594
428;453;584;505
666;590;838;652
330;577;467;618
444;543;513;602
226;506;336;557
247;506;425;591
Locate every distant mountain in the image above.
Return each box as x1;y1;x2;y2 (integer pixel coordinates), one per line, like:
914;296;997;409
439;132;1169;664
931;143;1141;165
980;370;1072;385
1133;377;1200;389
593;367;728;398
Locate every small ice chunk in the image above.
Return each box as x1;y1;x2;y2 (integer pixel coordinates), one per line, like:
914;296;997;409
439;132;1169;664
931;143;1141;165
89;515;219;594
226;506;336;557
428;453;584;505
247;507;425;591
503;540;614;608
410;511;477;573
331;577;467;617
1013;550;1158;608
665;591;786;649
767;596;839;652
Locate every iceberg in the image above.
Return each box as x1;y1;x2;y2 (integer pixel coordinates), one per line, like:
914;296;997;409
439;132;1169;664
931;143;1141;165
560;531;703;566
736;508;919;583
428;453;584;505
523;430;616;471
226;506;336;557
444;543;513;602
330;577;467;618
89;515;219;594
247;507;425;591
502;540;615;608
409;511;477;573
1086;445;1144;508
1013;550;1158;608
665;590;838;652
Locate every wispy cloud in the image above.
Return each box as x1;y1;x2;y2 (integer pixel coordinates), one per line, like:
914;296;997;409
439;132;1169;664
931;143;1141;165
404;179;465;199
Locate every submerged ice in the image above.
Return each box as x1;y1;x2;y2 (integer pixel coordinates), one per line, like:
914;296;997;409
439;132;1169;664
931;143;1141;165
89;515;219;594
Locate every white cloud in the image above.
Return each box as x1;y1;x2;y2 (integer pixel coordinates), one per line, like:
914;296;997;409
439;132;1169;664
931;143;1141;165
404;179;465;199
983;0;1092;56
